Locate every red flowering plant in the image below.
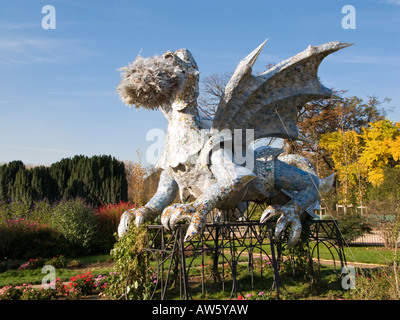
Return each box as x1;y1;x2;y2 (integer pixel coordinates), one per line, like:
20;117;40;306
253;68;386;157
0;285;22;300
0;217;53;259
68;271;95;296
20;279;62;300
17;258;44;270
96;201;134;231
0;278;64;300
60;284;81;300
95;201;135;249
237;291;271;300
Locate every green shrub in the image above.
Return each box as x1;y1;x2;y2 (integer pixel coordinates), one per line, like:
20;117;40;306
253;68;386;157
50;199;103;256
43;255;72;268
0;259;20;273
104;225;150;300
0;217;65;259
0;198;109;259
344;266;400;300
0;198;64;259
30;200;54;222
0;285;22;300
0;198;32;221
335;212;372;243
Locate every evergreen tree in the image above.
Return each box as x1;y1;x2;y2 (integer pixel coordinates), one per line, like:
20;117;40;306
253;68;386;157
0;161;25;202
30;166;58;201
0;164;8;202
11;167;33;202
50;158;71;199
0;155;127;206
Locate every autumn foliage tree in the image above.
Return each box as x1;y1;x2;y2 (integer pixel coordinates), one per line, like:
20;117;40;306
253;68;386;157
124;152;165;207
320;119;399;210
319;130;367;206
359;120;400;186
284;93;390;178
124;152;147;207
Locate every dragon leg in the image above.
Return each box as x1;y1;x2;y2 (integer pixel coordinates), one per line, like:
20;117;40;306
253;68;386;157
260;159;320;247
118;170;178;237
162;148;256;241
161;174;255;241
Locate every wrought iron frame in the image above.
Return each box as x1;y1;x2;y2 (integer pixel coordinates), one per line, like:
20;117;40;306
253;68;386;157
308;219;347;271
130;202;346;300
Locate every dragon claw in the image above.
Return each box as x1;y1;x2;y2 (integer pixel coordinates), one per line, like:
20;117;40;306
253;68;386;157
161;203;207;241
259;204;302;248
260;205;276;223
118;210;134;237
184;213;207;242
118;207;154;238
184;225;198;242
161;203;194;231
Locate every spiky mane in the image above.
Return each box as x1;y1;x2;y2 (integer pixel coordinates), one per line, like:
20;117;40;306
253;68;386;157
117;55;185;110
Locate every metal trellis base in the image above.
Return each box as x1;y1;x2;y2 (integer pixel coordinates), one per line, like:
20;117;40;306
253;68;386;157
137;203;346;300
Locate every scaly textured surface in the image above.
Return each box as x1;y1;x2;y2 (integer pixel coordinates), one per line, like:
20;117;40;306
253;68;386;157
116;40;351;247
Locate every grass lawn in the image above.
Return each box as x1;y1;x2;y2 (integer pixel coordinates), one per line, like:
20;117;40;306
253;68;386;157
342;246;399;265
314;244;399;266
0;254;113;287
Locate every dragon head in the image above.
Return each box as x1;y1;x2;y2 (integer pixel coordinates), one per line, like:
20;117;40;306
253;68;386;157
117;49;200;111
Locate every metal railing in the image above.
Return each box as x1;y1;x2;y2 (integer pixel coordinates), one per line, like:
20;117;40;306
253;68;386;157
127;217;346;300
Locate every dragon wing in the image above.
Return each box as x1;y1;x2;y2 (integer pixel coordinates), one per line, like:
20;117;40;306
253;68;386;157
210;40;352;141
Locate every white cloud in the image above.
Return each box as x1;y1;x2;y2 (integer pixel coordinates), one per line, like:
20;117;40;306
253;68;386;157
0;144;77;156
0;22;38;30
0;36;92;67
48;90;114;97
380;0;400;5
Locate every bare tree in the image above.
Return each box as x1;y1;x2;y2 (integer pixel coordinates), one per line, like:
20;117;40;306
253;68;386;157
198;72;232;118
198;63;277;118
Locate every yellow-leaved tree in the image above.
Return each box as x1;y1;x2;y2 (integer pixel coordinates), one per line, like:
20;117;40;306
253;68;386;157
319;129;367;206
319;119;400;207
359;120;400;186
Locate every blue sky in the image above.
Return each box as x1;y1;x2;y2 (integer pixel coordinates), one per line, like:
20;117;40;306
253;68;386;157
0;0;399;166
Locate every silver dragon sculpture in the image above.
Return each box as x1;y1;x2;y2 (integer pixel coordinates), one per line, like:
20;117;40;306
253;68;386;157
116;39;351;248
